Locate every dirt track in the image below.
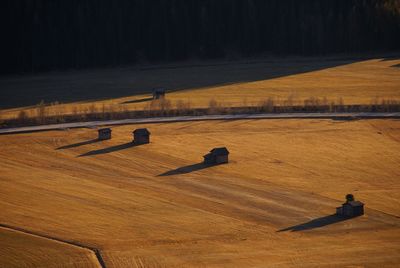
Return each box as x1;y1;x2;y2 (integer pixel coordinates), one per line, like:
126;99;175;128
1;112;399;135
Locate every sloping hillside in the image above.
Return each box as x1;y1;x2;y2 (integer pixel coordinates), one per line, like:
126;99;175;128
0;119;399;267
0;227;99;267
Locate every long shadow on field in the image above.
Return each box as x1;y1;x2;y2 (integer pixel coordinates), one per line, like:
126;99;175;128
158;163;213;176
121;97;154;104
391;63;400;68
57;138;100;150
79;142;139;157
277;214;355;232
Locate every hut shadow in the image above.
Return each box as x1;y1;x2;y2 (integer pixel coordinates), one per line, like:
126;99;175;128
158;163;213;176
79;142;139;157
277;214;356;232
57;138;100;150
121;97;153;104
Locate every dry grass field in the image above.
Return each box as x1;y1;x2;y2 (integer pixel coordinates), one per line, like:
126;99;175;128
1;57;399;120
0;228;99;267
1;118;400;267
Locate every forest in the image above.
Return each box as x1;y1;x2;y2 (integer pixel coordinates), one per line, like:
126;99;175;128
2;0;400;74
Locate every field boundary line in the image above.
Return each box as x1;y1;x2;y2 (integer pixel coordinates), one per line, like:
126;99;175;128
0;223;106;268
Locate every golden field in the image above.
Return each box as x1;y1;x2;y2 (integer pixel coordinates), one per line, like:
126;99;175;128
1;57;399;120
1;118;400;267
0;228;99;268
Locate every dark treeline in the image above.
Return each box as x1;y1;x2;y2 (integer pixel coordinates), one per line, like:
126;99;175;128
2;0;400;74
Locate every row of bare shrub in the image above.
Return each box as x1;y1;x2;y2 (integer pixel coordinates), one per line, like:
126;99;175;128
3;97;400;128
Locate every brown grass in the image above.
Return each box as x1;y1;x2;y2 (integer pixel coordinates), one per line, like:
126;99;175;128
0;119;399;267
0;228;99;267
3;97;400;128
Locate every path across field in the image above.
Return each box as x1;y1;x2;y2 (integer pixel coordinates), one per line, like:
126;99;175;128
1;112;400;135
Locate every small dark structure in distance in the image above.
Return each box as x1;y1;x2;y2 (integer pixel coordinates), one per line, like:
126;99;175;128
336;194;364;217
133;128;150;144
153;88;166;99
204;147;229;165
98;128;112;140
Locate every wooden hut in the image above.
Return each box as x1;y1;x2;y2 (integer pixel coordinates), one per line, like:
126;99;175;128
336;194;364;217
152;88;166;99
98;128;112;140
203;147;229;165
133;128;150;144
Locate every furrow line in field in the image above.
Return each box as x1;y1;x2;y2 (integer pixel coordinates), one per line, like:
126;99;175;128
0;223;107;268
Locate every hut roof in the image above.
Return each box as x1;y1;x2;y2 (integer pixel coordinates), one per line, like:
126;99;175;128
133;128;150;135
343;201;364;207
98;128;111;133
210;147;229;156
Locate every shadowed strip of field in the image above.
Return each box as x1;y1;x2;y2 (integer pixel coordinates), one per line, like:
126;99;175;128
277;214;354;232
123;171;400;230
121;97;154;104
78;142;139;157
158;162;214;176
57;138;101;150
0;57;367;109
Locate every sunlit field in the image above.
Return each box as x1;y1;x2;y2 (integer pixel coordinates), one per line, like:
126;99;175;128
1;119;399;267
0;228;98;268
2;1;400;267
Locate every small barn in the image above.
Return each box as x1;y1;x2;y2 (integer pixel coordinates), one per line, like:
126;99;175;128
133;128;150;144
153;88;166;99
203;147;229;165
336;194;364;217
98;128;112;140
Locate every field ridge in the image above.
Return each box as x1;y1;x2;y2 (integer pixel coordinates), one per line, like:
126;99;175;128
0;223;106;268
